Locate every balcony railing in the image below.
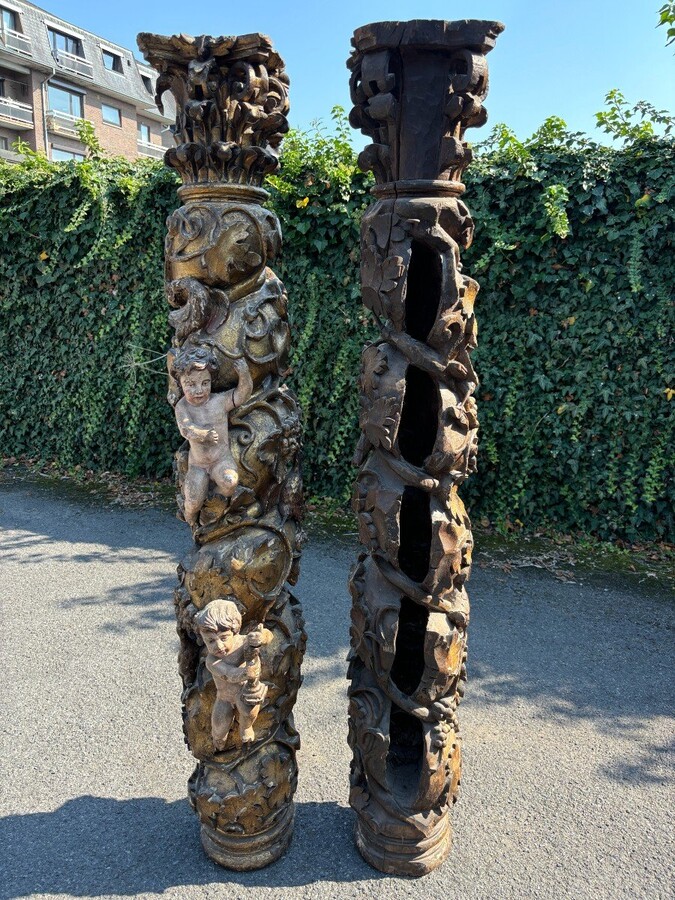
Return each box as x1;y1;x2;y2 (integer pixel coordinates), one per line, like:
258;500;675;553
0;27;31;57
0;96;33;127
53;49;94;79
0;145;22;162
46;109;85;136
137;140;165;160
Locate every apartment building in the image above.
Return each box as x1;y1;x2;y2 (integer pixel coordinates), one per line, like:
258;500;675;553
0;0;174;163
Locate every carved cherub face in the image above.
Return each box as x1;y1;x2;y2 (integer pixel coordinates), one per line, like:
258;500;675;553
194;598;243;657
180;367;211;406
201;626;237;658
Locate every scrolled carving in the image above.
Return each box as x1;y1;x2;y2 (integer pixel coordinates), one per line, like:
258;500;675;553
346;18;502;877
139;29;304;872
137;32;289;185
347;19;503;184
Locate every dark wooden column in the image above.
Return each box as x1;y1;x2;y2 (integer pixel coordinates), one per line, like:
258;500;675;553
346;19;504;876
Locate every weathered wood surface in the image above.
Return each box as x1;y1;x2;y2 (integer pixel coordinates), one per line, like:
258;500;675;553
346;18;503;876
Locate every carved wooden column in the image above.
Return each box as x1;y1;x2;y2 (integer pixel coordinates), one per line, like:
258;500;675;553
137;32;305;870
346;20;503;876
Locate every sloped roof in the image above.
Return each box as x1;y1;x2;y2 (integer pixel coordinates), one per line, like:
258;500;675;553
3;1;174;121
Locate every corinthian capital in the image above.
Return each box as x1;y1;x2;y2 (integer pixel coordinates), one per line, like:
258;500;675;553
137;32;290;186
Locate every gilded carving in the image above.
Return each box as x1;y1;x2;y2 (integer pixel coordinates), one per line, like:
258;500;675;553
138;30;305;871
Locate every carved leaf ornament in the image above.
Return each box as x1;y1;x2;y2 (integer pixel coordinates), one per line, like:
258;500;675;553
345;18;503;877
138;29;306;871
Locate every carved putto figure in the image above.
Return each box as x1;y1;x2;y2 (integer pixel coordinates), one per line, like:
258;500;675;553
173;346;253;525
138;29;305;870
194;599;272;747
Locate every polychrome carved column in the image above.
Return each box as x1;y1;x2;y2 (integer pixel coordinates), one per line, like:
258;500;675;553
346;19;503;876
137;32;305;870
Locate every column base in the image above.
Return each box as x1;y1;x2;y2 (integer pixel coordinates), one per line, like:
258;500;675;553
200;803;295;871
354;812;451;877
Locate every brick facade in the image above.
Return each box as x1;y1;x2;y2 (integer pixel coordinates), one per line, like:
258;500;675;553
0;1;173;163
29;68;45;153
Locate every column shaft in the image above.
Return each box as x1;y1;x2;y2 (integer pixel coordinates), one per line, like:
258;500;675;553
138;31;305;870
346;19;503;876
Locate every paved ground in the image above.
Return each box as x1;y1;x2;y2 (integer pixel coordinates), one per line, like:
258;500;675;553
0;480;673;900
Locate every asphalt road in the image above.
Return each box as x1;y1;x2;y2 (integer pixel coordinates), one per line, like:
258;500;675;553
1;480;673;900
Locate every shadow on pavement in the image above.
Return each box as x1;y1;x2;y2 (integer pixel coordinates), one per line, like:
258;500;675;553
0;482;183;560
2;481;673;797
59;575;175;633
467;568;675;787
0;797;381;898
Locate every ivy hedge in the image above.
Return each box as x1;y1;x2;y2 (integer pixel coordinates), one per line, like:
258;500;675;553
0;120;673;541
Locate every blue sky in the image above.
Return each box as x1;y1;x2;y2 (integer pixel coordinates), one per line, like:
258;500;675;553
45;0;673;142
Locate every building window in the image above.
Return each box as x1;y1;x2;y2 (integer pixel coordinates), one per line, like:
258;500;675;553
0;136;8;150
102;50;123;73
48;84;84;118
137;122;150;143
1;7;17;31
101;103;121;126
51;147;85;161
0;78;4;98
141;75;153;94
48;28;84;58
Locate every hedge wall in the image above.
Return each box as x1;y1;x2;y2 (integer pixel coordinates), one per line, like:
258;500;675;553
0;125;673;541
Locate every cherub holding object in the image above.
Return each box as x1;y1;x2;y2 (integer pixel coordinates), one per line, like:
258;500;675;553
173;347;253;526
193;598;273;748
